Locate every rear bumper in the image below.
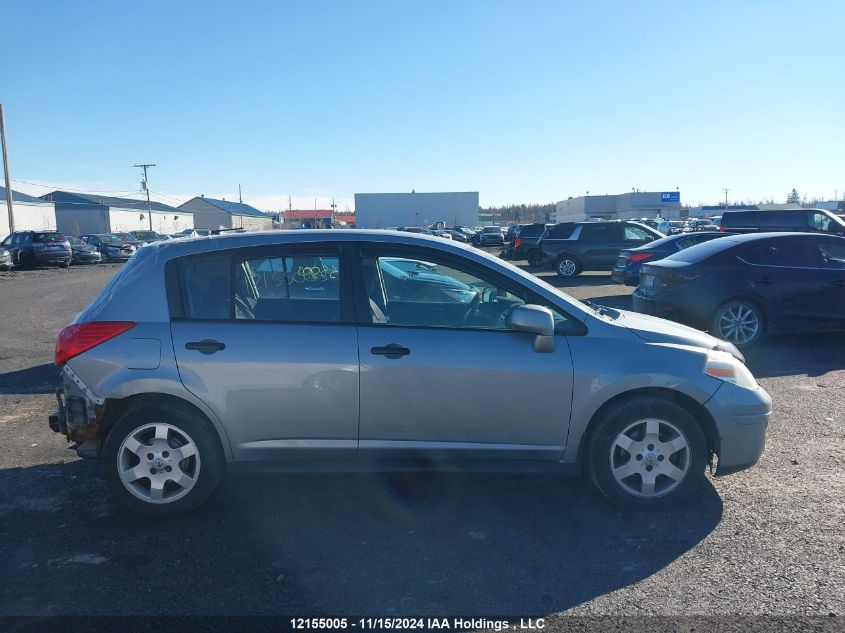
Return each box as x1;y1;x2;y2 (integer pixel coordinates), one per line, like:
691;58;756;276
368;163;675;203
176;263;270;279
611;267;638;285
705;382;771;475
632;293;710;330
34;252;71;263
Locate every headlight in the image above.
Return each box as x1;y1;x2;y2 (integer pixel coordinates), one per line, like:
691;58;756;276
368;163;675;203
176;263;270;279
704;350;758;391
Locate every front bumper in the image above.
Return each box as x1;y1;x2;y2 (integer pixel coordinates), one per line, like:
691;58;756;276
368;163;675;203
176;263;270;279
705;381;771;475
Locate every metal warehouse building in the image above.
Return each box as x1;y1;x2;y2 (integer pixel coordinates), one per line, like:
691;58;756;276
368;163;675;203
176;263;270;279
179;196;273;231
555;191;682;223
1;186;57;237
43;191;192;235
354;191;479;229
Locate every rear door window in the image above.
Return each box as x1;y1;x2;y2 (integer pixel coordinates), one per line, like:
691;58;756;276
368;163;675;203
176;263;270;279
235;252;342;322
739;240;820;268
623;225;651;242
546;223;576;239
581;223;621;242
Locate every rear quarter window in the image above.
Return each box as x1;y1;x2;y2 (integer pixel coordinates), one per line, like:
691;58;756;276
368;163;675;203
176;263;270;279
665;237;741;263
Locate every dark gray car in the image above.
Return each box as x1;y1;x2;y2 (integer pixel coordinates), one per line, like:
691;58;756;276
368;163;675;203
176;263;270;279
49;230;770;515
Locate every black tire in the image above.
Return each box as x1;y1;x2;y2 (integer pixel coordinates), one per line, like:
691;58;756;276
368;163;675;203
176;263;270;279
585;396;708;509
710;299;766;348
59;261;70;268
102;404;225;516
18;251;35;269
526;249;542;267
555;254;582;278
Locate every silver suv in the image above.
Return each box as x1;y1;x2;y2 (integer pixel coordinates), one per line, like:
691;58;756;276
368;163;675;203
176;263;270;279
49;230;770;515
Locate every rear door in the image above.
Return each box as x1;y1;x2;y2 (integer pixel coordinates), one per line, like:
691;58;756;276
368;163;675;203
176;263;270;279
811;239;845;327
579;223;624;269
353;244;575;461
738;238;830;328
169;244;360;461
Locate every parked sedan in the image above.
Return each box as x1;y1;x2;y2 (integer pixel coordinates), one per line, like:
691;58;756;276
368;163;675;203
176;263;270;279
633;232;845;347
0;231;71;268
49;230;769;515
67;235;103;264
611;232;730;286
82;233;136;262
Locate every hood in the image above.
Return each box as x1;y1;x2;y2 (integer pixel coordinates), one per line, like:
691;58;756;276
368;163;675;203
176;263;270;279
615;308;744;361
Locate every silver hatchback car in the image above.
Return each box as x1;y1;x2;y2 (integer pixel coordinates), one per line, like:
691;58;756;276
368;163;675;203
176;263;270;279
49;230;770;515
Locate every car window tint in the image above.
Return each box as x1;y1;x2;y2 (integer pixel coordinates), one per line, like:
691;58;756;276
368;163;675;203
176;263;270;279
234;254;341;322
582;224;619;242
740;240;819;267
817;241;845;270
180;256;232;319
675;236;696;250
546;223;575;239
33;233;65;243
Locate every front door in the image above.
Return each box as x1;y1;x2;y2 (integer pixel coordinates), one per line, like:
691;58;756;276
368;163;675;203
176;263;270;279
170;244;359;461
353;245;575;461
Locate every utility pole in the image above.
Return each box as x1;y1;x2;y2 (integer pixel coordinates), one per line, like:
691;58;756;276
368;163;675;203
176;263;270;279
134;163;156;230
722;188;730;211
0;104;14;233
238;184;244;229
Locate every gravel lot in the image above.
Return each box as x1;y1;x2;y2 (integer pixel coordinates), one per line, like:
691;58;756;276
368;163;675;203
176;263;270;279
0;259;843;624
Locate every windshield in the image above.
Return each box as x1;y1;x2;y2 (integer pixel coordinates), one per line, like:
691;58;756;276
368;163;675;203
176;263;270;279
483;226;500;233
95;234;125;245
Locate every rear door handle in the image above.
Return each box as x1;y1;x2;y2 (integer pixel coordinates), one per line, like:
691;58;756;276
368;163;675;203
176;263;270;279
371;343;410;359
754;277;774;285
185;339;226;354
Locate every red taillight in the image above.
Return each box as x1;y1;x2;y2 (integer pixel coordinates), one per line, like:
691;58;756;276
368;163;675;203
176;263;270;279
514;238;522;248
719;226;724;232
55;321;136;366
627;253;654;263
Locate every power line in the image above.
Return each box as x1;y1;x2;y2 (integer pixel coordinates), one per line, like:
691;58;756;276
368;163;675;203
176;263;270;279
9;178;141;196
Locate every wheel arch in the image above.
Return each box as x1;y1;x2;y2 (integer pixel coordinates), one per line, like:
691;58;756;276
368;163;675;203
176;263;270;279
98;393;232;462
576;387;719;473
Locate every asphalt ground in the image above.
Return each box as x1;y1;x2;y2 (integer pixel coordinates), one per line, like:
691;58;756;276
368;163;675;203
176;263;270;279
0;256;842;628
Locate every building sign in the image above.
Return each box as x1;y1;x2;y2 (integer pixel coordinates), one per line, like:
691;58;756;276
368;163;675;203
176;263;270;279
661;192;680;203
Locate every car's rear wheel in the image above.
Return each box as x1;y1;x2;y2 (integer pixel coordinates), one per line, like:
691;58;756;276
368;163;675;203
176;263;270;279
711;300;765;348
526;249;542;267
585;396;707;508
102;405;225;516
18;251;35;269
555;255;582;278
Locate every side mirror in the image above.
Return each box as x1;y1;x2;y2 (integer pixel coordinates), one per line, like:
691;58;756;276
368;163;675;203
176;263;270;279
509;304;555;353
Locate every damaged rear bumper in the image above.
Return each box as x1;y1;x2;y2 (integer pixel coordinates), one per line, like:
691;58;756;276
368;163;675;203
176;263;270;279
48;364;104;458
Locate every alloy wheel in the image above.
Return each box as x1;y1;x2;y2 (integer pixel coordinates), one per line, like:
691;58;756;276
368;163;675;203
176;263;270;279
558;258;577;276
717;303;760;345
117;423;201;504
609;418;691;498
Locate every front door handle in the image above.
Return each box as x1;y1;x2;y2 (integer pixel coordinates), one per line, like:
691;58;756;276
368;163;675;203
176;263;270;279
754;277;774;285
185;339;226;354
371;343;410;359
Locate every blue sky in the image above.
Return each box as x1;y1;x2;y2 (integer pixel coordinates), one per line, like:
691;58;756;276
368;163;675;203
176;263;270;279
2;0;843;211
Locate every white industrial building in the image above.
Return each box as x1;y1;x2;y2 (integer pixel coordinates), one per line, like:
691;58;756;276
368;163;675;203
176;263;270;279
0;186;57;237
555;191;683;223
43;191;192;235
354;191;479;229
179;196;273;231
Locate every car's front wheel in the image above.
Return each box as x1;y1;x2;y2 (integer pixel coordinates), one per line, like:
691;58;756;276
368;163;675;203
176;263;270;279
585;396;707;508
102;405;225;516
